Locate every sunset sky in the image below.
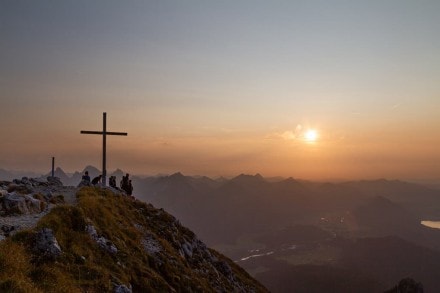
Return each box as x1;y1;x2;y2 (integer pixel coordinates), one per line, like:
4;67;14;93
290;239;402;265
1;1;440;181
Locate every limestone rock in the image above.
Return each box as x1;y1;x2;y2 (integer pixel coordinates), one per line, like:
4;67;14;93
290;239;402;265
114;284;132;293
24;194;43;213
2;193;29;215
1;193;43;215
86;224;118;254
35;228;62;259
142;234;162;255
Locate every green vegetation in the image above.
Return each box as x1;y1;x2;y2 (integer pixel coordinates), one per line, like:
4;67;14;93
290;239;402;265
0;187;266;292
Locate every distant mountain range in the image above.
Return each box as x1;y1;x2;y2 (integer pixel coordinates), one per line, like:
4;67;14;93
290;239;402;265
0;166;128;187
129;172;440;292
0;168;41;181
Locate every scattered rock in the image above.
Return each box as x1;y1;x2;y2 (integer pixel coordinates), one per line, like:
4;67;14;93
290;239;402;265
34;228;62;259
1;224;16;236
1;193;43;215
47;176;63;186
86;224;118;254
24;194;43;213
114;284;132;293
142;234;162;255
2;193;30;215
0;177;77;241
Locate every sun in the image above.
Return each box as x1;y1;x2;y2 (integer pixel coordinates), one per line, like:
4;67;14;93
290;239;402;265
304;129;318;142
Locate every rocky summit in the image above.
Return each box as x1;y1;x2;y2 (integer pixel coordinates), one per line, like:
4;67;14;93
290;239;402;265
0;182;267;292
0;177;75;240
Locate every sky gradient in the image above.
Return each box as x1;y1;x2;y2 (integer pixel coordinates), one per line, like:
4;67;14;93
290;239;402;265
1;0;440;181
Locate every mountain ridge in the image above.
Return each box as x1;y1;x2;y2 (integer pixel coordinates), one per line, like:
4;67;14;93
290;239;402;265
0;185;267;292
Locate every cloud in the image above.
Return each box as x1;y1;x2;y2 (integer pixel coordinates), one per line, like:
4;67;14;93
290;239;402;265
268;124;303;141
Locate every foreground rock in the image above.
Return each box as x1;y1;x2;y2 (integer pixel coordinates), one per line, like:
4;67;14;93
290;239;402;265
0;177;77;240
34;228;62;259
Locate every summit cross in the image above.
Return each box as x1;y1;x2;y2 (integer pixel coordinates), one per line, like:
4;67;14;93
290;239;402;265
80;112;127;186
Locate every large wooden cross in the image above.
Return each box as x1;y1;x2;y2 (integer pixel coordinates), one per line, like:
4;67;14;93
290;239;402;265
80;112;127;186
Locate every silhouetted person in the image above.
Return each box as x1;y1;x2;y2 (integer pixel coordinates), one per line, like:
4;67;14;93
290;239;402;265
127;180;133;196
109;176;117;188
91;175;102;185
120;175;126;189
82;171;90;183
121;173;130;194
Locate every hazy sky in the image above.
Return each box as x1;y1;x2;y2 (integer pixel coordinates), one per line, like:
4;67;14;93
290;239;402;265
1;0;440;181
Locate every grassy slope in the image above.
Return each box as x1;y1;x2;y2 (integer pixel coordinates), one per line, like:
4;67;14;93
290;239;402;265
0;187;267;292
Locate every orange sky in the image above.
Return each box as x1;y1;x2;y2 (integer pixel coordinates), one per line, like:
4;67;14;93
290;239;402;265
1;1;440;181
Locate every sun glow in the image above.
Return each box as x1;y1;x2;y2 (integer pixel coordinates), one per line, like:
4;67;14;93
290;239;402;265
304;129;318;142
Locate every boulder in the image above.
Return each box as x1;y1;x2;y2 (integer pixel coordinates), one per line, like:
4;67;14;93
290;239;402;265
1;193;43;215
2;193;29;215
86;225;118;254
24;194;43;213
35;228;62;259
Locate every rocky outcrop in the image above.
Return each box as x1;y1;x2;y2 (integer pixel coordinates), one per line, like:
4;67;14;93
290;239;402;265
1;193;43;215
0;177;68;214
135;203;267;292
86;224;118;254
34;228;62;259
0;177;76;240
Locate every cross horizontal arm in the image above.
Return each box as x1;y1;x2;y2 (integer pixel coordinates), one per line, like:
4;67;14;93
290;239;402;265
106;132;128;136
81;131;128;136
81;131;102;135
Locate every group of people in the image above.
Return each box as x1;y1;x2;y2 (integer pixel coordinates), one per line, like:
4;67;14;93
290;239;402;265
81;171;133;196
119;173;133;196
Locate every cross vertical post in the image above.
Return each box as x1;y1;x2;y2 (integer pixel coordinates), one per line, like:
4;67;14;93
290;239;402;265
103;112;107;186
51;157;55;177
80;112;127;187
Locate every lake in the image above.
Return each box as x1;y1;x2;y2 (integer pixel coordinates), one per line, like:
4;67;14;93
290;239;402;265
421;221;440;229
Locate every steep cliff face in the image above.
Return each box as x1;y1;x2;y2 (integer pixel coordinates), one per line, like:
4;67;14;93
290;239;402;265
0;187;267;292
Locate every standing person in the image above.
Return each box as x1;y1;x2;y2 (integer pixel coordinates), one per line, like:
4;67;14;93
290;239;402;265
122;173;130;193
120;175;125;189
91;175;102;186
128;180;133;196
